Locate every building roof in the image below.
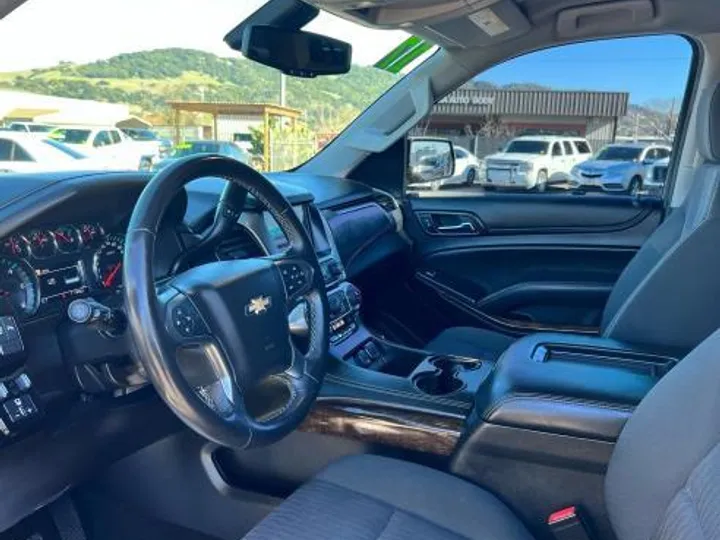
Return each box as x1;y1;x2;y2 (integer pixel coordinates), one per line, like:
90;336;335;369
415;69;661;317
167;101;303;118
435;89;629;118
0;90;131;126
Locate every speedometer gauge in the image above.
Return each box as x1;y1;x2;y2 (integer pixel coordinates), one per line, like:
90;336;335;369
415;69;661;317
0;257;39;318
93;235;124;290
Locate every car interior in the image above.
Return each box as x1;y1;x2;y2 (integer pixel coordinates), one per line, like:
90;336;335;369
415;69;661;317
1;0;720;539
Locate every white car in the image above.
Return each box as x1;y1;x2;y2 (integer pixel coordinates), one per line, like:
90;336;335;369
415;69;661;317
447;146;482;187
483;136;592;191
6;122;56;135
570;143;671;194
49;126;155;170
0;132;117;173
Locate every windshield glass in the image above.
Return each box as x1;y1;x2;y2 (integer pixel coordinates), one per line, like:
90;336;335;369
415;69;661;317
124;129;157;141
504;140;550;154
49;129;91;145
170;141;223;158
0;0;429;174
595;146;643;161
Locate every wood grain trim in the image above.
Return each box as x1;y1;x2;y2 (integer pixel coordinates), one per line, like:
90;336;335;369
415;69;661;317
300;402;465;456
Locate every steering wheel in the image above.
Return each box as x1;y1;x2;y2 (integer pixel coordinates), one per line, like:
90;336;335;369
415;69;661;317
123;155;329;449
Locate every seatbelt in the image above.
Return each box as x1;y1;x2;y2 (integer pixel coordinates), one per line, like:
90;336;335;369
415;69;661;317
548;506;593;540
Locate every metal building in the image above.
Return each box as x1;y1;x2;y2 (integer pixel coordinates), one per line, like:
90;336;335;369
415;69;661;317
416;88;629;157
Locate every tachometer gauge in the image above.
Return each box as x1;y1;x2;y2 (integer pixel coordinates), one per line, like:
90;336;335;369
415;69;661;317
53;225;81;254
0;257;40;318
26;229;56;259
93;234;125;290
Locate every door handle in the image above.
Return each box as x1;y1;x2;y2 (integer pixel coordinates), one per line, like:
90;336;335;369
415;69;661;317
436;222;476;234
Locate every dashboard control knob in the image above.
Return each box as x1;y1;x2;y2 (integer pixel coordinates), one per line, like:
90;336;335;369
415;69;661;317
68;298;125;337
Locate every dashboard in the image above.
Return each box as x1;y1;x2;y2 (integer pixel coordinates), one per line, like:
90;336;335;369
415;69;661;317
0;169;404;532
0;224;125;321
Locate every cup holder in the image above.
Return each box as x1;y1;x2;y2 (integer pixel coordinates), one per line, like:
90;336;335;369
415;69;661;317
412;356;481;396
413;370;464;396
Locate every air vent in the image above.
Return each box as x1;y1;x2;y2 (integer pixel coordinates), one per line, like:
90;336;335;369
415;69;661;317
215;227;264;261
372;189;399;212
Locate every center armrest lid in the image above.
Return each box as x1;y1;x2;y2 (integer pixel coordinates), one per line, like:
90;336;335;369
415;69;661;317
474;332;680;441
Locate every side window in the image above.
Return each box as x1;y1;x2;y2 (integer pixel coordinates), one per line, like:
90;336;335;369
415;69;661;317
93;131;112;148
109;131;122;144
407;35;692;197
0;139;12;160
644;148;658;162
574;141;592;155
0;140;32;161
11;143;32;161
657;148;671;159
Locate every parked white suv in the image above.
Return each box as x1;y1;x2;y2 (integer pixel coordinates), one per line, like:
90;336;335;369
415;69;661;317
570;143;671;194
49;126;156;170
483;136;592;191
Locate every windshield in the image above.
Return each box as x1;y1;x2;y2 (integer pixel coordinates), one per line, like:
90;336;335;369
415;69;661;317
123;129;158;141
170;142;223;158
595;146;643;161
49;129;91;145
0;0;429;174
503;140;550;155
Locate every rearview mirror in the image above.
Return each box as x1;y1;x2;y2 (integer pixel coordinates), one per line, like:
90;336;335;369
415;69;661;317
407;138;455;186
241;25;352;78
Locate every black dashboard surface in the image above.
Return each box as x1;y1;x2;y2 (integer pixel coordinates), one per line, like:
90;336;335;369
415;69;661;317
0;167;402;531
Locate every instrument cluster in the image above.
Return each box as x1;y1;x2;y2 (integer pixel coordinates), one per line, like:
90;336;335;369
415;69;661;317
0;224;126;320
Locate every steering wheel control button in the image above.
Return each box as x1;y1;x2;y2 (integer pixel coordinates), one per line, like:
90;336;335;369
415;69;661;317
279;262;311;297
170;299;207;339
0;383;8;400
3;394;37;423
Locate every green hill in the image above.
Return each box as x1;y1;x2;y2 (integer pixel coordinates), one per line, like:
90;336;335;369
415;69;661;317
0;48;399;131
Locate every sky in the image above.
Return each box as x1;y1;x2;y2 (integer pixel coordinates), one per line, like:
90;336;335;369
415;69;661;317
479;35;693;104
0;0;410;70
0;1;693;105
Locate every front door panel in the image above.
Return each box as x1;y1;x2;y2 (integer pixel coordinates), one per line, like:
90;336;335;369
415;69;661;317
405;194;662;334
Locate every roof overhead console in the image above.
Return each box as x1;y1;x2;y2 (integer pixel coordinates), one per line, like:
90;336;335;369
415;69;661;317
312;0;531;48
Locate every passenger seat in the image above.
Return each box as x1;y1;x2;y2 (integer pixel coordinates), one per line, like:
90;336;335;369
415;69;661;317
427;84;720;361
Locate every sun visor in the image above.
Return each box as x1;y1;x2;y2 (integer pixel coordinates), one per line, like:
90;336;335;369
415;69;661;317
556;0;655;38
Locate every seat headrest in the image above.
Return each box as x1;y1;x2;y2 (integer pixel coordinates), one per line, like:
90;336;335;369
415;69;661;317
697;84;720;162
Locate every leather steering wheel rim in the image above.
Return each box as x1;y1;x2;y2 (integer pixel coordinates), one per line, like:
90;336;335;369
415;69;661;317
124;155;329;449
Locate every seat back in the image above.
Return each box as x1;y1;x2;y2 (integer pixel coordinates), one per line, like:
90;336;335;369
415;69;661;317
601;86;720;350
605;324;720;540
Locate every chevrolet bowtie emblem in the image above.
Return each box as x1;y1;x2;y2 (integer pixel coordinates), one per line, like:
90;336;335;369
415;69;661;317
246;296;272;316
